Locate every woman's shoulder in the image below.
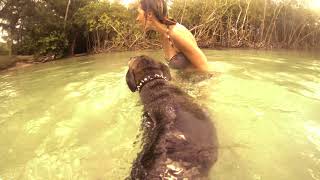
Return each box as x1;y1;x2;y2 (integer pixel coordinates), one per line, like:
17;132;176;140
169;23;197;46
171;23;190;35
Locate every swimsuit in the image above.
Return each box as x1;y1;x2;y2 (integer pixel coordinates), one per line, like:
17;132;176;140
168;52;192;69
166;26;192;69
165;26;214;83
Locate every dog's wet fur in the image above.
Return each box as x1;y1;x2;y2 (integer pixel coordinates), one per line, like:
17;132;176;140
126;55;218;179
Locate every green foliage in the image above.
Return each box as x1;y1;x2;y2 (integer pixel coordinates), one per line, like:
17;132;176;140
37;32;68;58
170;0;320;49
74;1;143;51
0;0;319;57
0;0;95;56
14;37;36;55
0;43;9;55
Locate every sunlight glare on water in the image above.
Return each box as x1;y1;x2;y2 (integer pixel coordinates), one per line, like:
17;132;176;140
0;49;320;180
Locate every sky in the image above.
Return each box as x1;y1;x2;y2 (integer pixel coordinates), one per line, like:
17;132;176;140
121;0;136;6
308;0;320;9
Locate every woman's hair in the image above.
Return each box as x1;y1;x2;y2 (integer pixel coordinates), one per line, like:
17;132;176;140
140;0;176;25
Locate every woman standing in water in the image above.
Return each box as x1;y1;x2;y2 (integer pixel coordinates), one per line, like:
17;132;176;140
136;0;209;72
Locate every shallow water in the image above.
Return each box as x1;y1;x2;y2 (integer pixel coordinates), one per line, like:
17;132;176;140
0;49;320;179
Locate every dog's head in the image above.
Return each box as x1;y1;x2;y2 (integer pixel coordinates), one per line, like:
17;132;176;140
126;55;172;92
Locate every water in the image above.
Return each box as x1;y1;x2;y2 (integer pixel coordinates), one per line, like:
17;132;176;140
0;49;319;180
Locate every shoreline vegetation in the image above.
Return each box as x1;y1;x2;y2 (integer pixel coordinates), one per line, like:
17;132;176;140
0;0;320;71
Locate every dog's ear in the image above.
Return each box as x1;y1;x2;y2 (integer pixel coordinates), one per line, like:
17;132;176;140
160;63;172;81
126;70;137;92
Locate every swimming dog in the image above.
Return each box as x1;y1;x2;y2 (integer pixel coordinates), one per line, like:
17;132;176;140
126;55;218;179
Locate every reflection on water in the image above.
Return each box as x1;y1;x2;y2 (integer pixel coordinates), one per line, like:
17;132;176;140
305;121;320;152
0;50;320;179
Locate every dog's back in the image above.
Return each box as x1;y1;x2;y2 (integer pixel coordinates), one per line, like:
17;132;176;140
130;79;218;179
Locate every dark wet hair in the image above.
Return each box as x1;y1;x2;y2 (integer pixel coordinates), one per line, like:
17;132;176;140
140;0;176;25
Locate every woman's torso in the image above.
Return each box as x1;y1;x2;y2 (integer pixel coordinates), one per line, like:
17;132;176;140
161;23;197;69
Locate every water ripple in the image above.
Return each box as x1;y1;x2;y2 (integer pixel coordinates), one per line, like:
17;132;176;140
305;121;320;152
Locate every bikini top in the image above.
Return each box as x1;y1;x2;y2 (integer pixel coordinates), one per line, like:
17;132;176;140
166;26;192;69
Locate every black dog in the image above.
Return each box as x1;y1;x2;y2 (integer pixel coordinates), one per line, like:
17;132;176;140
126;55;218;179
